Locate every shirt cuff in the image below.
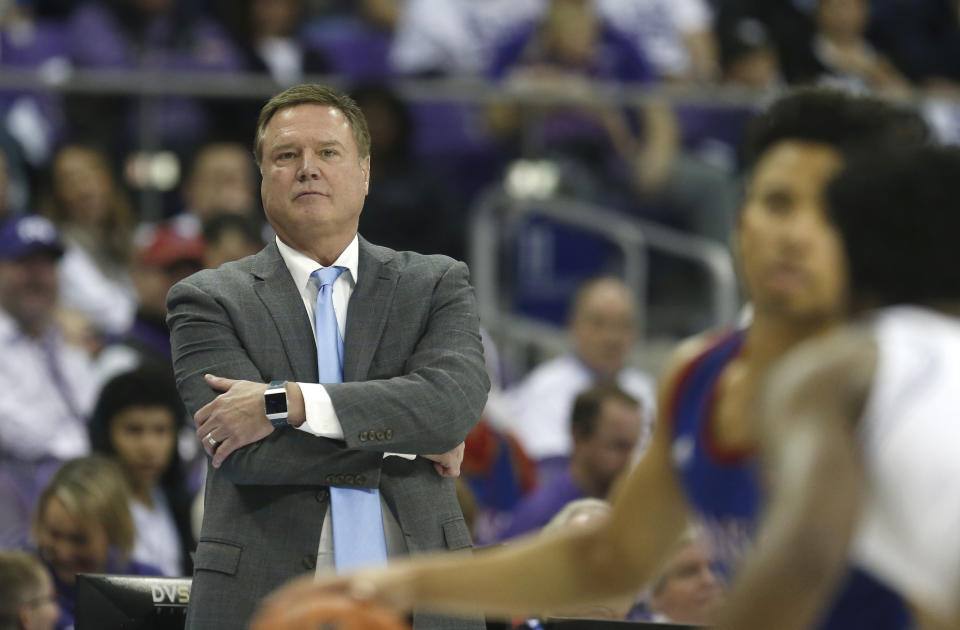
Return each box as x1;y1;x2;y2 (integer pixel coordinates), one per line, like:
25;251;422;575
295;384;416;461
295;383;344;439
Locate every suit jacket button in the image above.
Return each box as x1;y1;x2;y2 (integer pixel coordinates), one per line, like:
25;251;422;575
325;475;334;484
359;431;367;442
375;431;385;440
385;429;393;440
302;555;316;570
334;474;344;485
343;474;354;485
315;488;329;502
355;475;365;484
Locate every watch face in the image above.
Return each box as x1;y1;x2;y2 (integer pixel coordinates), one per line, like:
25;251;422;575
265;390;287;416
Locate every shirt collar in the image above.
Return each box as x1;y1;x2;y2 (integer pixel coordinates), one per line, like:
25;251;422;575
275;234;359;292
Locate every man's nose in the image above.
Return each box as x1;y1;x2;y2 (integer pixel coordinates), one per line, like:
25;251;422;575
297;153;321;180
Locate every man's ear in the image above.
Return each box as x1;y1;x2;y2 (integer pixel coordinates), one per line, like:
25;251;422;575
361;156;371;193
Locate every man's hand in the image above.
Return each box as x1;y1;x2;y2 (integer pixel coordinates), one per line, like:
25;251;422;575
422;442;465;478
194;374;274;468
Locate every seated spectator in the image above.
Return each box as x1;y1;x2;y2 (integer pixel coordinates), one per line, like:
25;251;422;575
496;383;644;541
811;0;909;95
202;213;265;270
31;456;162;630
488;0;658;204
641;525;724;625
166;141;262;240
718;17;782;89
64;0;243;160
88;366;195;576
41;144;137;337
0;215;95;549
0;551;59;630
95;225;204;381
389;0;542;77
504;276;655;466
490;0;737;243
350;84;465;259
220;0;331;84
597;0;720;83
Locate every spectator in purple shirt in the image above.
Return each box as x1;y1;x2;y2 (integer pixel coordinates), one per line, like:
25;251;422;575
496;383;644;541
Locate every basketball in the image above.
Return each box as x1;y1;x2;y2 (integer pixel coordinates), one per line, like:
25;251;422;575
248;592;411;630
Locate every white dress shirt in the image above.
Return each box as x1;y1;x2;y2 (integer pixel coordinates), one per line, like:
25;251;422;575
274;236;410;571
275;235;357;439
0;309;94;461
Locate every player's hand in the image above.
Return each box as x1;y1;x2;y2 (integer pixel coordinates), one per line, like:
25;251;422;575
194;374;274;468
423;442;465;478
259;566;417;617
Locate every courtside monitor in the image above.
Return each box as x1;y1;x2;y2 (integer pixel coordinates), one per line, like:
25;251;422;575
76;574;191;630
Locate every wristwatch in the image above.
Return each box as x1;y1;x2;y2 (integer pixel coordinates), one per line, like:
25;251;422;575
264;380;289;428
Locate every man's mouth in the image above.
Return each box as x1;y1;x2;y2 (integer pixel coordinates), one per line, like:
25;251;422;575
294;191;327;200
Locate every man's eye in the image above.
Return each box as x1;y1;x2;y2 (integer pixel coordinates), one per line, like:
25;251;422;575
321;149;338;158
278;152;295;160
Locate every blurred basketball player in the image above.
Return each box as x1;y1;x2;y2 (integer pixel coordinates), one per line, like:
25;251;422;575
715;146;960;630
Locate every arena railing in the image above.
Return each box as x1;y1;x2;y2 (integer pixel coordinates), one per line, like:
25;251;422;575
468;185;740;364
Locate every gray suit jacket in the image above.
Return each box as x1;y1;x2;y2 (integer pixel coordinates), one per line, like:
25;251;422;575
167;237;489;630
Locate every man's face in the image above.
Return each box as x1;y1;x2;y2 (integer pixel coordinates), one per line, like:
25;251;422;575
259;104;370;250
53;147;112;226
186;145;257;220
577;398;642;496
651;537;724;625
738;141;847;323
571;281;636;379
0;253;59;330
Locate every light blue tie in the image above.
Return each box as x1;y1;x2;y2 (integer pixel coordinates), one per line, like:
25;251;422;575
312;266;388;573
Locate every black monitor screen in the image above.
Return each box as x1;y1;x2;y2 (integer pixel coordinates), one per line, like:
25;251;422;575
76;574;191;630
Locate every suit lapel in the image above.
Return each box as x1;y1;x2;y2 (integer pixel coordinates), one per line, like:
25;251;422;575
343;238;398;382
251;243;318;383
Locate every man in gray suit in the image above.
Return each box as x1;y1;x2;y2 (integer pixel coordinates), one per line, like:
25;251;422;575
166;84;489;630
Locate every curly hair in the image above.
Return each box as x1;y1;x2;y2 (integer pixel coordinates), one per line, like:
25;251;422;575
742;87;928;170
828;145;960;307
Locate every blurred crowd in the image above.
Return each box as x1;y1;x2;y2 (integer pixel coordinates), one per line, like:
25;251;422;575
2;0;960;628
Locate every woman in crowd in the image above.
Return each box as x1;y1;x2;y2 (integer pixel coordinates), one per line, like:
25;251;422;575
31;456;161;630
88;365;195;577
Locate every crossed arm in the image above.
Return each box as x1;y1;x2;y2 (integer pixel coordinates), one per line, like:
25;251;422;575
166;262;486;482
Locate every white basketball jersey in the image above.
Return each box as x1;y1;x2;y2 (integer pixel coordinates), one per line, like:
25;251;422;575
851;306;960;620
